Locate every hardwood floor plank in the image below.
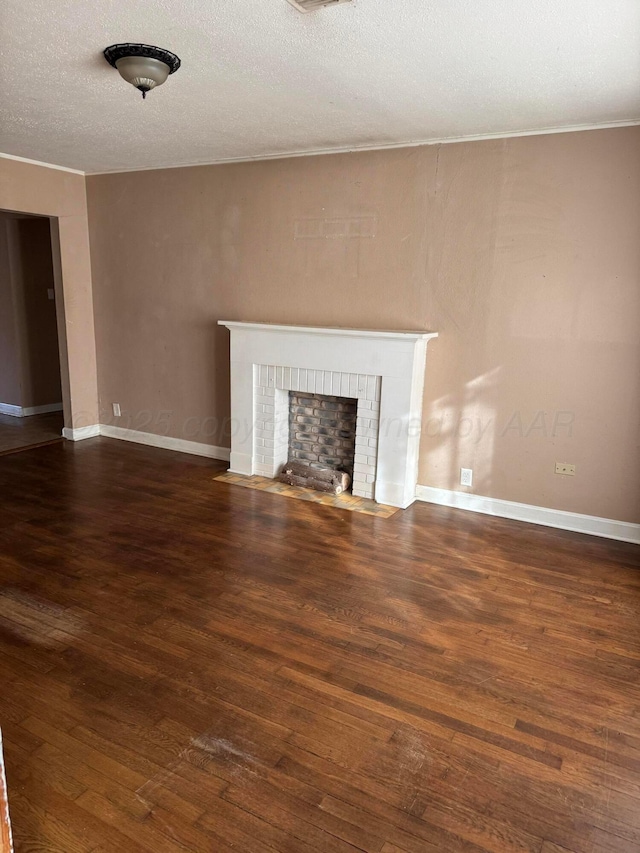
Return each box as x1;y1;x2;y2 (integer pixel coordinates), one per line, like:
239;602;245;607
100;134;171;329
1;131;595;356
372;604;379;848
515;719;640;773
0;412;63;456
221;781;382;853
196;796;318;853
0;438;638;852
8;776;147;853
75;789;220;853
4;739;87;802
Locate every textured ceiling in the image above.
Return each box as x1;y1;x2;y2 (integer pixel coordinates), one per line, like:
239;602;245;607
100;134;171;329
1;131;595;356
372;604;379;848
1;0;639;174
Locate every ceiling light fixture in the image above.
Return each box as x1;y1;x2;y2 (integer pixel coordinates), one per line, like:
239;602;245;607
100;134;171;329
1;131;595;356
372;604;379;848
104;43;181;99
285;0;352;11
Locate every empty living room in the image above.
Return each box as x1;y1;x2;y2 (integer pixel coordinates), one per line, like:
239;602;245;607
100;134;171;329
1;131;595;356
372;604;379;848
0;1;639;851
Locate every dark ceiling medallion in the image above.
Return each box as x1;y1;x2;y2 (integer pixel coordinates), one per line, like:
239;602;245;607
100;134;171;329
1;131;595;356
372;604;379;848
104;43;181;99
103;43;181;74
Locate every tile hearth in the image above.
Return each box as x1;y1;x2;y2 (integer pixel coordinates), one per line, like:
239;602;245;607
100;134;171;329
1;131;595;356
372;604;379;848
213;471;399;517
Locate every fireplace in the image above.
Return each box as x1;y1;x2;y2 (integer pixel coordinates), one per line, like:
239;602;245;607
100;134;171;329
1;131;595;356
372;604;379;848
218;322;437;508
288;392;357;481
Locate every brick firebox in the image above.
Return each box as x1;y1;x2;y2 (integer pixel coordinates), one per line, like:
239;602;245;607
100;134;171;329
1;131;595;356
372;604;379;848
288;392;357;479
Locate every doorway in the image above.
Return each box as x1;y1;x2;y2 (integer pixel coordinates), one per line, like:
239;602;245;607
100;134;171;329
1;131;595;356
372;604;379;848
0;211;64;455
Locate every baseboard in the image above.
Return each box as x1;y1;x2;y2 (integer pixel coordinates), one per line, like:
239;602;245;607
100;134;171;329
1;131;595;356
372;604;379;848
415;485;640;545
22;403;63;416
0;402;63;417
0;403;23;417
62;425;101;441
99;425;231;462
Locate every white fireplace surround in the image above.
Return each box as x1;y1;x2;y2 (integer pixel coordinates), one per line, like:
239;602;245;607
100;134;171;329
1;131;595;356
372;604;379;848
218;322;438;508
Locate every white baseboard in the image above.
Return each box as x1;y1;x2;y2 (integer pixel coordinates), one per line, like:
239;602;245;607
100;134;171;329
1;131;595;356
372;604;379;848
23;402;63;416
61;423;230;462
0;402;63;417
62;424;101;441
99;424;231;462
0;403;23;417
415;485;640;545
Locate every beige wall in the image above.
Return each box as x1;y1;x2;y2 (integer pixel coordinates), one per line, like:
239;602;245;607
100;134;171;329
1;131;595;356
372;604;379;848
86;127;640;523
0;158;99;428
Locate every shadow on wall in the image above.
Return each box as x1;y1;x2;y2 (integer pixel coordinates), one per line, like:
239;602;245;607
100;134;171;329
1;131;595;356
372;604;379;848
424;367;501;502
419;132;640;523
424;365;578;505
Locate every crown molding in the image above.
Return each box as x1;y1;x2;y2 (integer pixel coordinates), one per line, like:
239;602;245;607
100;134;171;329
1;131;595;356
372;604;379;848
0;152;85;176
85;118;640;176
3;118;638;179
3;119;638;179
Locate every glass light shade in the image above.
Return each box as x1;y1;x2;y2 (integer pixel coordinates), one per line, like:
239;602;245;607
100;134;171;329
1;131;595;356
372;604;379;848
105;43;180;100
115;55;170;94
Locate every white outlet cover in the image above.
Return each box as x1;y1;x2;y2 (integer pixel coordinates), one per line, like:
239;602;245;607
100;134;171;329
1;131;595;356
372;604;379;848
460;468;473;486
112;403;121;417
285;0;352;12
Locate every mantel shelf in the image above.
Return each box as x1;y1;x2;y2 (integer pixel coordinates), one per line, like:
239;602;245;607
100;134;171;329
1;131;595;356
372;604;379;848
218;320;438;343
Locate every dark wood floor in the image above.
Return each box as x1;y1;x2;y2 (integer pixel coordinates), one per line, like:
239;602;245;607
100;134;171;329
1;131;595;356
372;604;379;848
0;438;639;853
0;411;63;456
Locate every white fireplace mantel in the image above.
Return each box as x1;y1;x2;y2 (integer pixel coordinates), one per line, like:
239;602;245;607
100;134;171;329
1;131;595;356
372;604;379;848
218;321;437;508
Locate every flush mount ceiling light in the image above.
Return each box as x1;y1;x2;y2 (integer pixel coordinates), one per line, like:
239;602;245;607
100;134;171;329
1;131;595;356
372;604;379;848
285;0;352;11
104;43;181;99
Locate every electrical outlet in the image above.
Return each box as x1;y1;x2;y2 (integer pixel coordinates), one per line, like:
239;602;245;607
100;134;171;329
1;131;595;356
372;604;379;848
460;468;473;487
47;288;55;300
112;403;121;417
555;462;575;476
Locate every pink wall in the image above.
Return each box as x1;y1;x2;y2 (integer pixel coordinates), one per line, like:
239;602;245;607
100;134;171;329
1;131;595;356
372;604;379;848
85;127;640;523
0;158;99;429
